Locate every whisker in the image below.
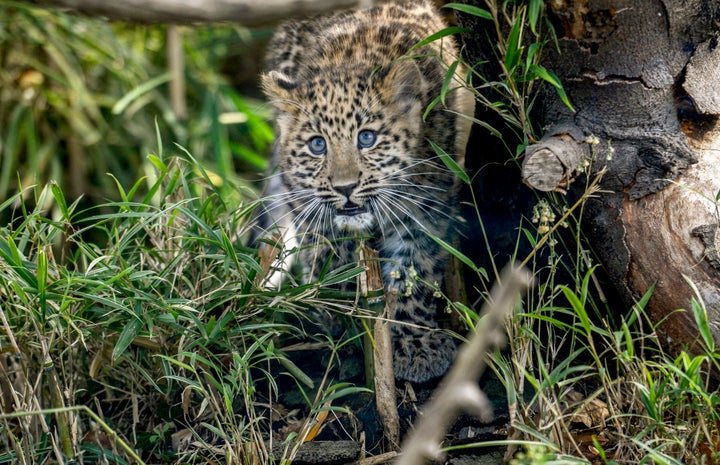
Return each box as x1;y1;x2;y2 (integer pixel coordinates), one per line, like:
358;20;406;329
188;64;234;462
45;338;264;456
380;188;457;222
374;193;417;239
376;192;428;233
377;181;448;192
259;193;317;222
368;198;388;240
371;197;407;240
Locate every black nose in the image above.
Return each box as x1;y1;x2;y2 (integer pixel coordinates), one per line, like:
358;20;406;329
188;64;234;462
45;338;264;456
333;182;358;198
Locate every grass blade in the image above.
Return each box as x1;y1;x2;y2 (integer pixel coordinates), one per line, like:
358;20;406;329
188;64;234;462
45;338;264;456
428;139;470;184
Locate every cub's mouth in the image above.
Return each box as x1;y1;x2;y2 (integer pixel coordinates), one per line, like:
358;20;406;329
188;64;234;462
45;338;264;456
333;202;374;232
336;201;366;217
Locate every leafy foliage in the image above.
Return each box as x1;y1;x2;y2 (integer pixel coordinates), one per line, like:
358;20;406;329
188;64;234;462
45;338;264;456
0;0;272;212
0;152;368;464
2;1;720;464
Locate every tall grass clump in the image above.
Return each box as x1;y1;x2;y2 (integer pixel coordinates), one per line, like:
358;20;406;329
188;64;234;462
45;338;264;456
452;167;720;463
438;153;720;463
498;240;720;463
424;1;720;462
0;146;367;464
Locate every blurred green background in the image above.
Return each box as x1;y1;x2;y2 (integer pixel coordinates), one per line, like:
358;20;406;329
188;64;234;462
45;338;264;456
0;0;274;223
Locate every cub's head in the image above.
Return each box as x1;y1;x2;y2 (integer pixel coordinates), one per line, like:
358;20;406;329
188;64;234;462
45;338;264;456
262;61;427;234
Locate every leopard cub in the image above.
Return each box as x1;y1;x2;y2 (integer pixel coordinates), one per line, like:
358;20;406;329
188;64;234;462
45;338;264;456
258;0;473;382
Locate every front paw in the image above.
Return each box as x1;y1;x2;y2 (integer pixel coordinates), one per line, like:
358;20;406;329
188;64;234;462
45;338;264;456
392;330;457;383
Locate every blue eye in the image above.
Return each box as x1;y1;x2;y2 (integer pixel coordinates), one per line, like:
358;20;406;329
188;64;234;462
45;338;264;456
357;130;377;149
307;136;327;155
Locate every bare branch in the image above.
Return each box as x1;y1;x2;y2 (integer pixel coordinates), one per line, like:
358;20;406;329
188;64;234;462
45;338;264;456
22;0;370;25
396;265;533;465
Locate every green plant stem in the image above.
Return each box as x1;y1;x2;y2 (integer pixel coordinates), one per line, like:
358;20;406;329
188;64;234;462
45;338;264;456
519;171;607;269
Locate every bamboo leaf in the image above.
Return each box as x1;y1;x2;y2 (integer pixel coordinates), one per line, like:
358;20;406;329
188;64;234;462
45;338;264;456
443;3;492;20
423;94;442;121
440;60;460;106
410;27;470;52
528;0;544;34
112;73;172;115
684;275;714;352
50;181;70;221
277;355;315;388
426;232;478;273
113;312;144;361
428;139;470;184
530;65;575;111
504;17;523;73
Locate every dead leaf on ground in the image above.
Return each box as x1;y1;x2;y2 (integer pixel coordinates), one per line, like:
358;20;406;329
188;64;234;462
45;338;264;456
303;401;332;442
563;388;610;428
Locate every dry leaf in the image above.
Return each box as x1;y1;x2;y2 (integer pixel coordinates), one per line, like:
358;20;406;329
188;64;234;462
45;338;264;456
171;428;193;452
256;235;282;285
303;401;332;442
564;389;610;428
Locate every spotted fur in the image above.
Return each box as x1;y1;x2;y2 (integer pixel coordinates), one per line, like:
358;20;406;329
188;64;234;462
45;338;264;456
258;0;473;382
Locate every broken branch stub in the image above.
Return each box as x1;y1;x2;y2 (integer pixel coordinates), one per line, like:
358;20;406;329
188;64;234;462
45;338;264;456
522;125;590;193
683;37;720;115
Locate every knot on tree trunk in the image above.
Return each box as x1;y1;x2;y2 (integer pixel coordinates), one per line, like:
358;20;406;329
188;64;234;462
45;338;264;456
693;223;720;270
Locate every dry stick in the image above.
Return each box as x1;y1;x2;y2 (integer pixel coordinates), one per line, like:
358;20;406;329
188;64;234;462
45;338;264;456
0;307;36;462
40;336;75;459
373;289;400;448
356;451;399;465
395;265;533;465
167;25;187;120
359;243;400;448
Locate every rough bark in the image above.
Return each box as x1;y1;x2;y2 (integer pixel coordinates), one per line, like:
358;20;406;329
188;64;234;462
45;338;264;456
269;440;361;464
514;0;720;349
21;0;369;25
621;123;720;353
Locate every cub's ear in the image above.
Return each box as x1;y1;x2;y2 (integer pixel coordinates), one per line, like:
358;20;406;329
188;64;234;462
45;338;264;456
261;70;299;113
373;59;422;109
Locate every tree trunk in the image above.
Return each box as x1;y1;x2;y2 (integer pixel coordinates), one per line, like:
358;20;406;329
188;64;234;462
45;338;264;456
462;0;720;352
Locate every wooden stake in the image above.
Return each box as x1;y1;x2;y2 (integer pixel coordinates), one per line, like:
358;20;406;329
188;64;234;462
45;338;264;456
358;242;400;449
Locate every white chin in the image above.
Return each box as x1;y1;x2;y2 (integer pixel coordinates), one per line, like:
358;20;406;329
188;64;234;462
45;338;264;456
333;212;375;232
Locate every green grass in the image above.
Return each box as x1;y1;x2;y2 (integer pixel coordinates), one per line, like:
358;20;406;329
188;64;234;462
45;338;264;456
0;150;369;464
0;0;273;212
